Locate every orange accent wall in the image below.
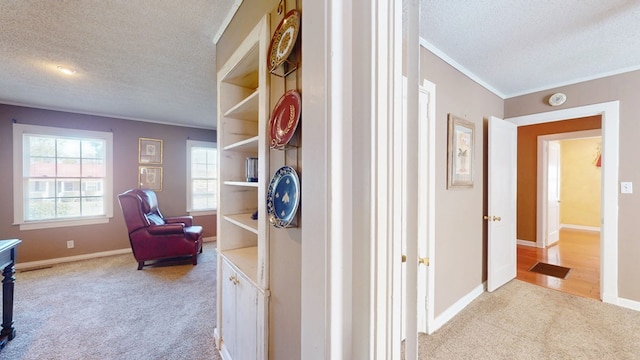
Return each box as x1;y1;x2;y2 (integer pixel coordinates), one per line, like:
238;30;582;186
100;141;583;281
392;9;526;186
517;115;601;242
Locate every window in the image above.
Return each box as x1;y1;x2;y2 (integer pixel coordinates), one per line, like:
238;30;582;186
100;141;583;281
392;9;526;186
13;124;113;230
187;140;217;213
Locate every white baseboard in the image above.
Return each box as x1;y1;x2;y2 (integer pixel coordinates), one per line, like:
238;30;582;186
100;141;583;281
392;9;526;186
517;239;537;247
17;248;132;270
431;282;486;333
17;237;215;271
604;296;640;312
560;224;600;232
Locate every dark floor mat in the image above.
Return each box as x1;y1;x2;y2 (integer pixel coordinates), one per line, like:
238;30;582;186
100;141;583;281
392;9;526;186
529;262;571;279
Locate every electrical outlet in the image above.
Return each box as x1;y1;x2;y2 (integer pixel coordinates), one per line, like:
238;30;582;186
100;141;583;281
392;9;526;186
67;240;74;249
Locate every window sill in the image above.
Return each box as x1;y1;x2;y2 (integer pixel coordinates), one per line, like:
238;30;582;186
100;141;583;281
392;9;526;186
188;210;217;216
16;217;110;231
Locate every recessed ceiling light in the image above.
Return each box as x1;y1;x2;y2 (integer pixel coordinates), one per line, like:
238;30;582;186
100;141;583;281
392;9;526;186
57;65;77;75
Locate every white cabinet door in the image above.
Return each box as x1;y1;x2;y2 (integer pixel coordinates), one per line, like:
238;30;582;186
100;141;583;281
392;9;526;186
221;259;238;359
235;272;258;360
220;258;260;360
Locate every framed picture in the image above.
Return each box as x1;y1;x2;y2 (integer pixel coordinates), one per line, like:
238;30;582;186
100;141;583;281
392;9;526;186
138;138;163;164
447;114;475;189
139;166;163;191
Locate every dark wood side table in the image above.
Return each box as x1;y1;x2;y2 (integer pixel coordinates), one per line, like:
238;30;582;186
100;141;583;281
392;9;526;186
0;239;21;351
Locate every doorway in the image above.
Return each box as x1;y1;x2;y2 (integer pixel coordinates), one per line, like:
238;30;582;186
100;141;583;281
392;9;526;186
505;101;619;305
522;130;603;299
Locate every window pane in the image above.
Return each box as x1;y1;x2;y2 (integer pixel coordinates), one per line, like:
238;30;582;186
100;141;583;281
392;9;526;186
27;198;55;220
192;163;208;178
57;197;81;218
193;179;216;193
192;195;207;210
29;157;56;177
192;148;209;163
57;179;81;197
209;163;216;178
57;138;81;158
57;158;81;177
82;158;105;177
27;136;55;157
82;197;104;216
82;179;103;196
28;179;55;198
82;139;104;159
207;179;217;192
192;179;216;210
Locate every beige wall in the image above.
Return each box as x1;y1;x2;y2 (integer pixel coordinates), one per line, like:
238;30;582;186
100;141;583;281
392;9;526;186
516;116;601;242
505;69;640;302
560;137;602;227
420;47;504;316
217;1;302;359
0;104;216;263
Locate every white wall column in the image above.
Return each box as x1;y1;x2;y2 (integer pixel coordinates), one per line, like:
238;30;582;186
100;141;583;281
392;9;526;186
301;0;402;358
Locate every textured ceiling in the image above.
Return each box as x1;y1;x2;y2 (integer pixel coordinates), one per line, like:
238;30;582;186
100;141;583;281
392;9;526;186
0;1;240;129
1;1;640;130
419;0;640;97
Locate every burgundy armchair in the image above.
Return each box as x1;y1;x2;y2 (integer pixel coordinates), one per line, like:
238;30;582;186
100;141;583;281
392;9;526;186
118;188;203;270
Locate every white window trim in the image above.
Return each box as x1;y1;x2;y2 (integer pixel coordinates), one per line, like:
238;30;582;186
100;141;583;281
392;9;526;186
186;139;217;213
12;123;114;230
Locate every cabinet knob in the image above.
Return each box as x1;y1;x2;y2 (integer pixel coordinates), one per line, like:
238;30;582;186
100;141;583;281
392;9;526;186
228;275;239;285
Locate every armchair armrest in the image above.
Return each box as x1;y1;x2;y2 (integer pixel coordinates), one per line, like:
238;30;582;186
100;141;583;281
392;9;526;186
147;223;185;235
165;216;193;227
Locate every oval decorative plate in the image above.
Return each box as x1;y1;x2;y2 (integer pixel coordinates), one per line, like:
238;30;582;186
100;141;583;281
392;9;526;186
267;9;300;72
266;166;300;228
269;90;301;149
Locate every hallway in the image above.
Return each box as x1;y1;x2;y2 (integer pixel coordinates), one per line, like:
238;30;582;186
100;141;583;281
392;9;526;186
516;228;600;300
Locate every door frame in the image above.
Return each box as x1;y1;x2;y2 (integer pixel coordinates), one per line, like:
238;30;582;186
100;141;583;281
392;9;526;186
507;101;619;303
536;130;602;248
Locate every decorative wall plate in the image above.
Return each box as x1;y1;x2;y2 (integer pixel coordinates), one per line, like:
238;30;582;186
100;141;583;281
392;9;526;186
266;166;300;228
269;90;301;149
267;10;300;72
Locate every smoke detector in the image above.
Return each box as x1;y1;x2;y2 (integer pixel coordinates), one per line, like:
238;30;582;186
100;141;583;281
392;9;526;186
548;92;567;106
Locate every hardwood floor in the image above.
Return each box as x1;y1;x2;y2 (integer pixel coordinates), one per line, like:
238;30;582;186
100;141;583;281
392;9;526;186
516;228;600;300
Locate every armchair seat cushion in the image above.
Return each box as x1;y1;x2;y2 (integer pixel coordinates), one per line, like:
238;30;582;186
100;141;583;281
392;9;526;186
118;188;203;270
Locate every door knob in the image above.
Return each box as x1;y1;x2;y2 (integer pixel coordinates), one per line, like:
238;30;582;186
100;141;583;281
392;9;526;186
483;215;502;222
402;255;429;266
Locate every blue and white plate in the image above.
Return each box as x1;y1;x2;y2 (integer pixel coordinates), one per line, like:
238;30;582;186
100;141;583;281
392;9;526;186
266;166;300;228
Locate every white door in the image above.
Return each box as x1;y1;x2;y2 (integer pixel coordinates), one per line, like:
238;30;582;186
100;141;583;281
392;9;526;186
546;141;561;246
417;80;435;334
401;78;435;358
487;116;518;292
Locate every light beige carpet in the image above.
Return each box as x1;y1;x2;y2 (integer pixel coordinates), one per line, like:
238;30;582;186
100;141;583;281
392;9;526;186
1;242;221;360
418;280;640;359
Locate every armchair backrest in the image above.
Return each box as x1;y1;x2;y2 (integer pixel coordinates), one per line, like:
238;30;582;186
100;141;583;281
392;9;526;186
118;188;166;234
